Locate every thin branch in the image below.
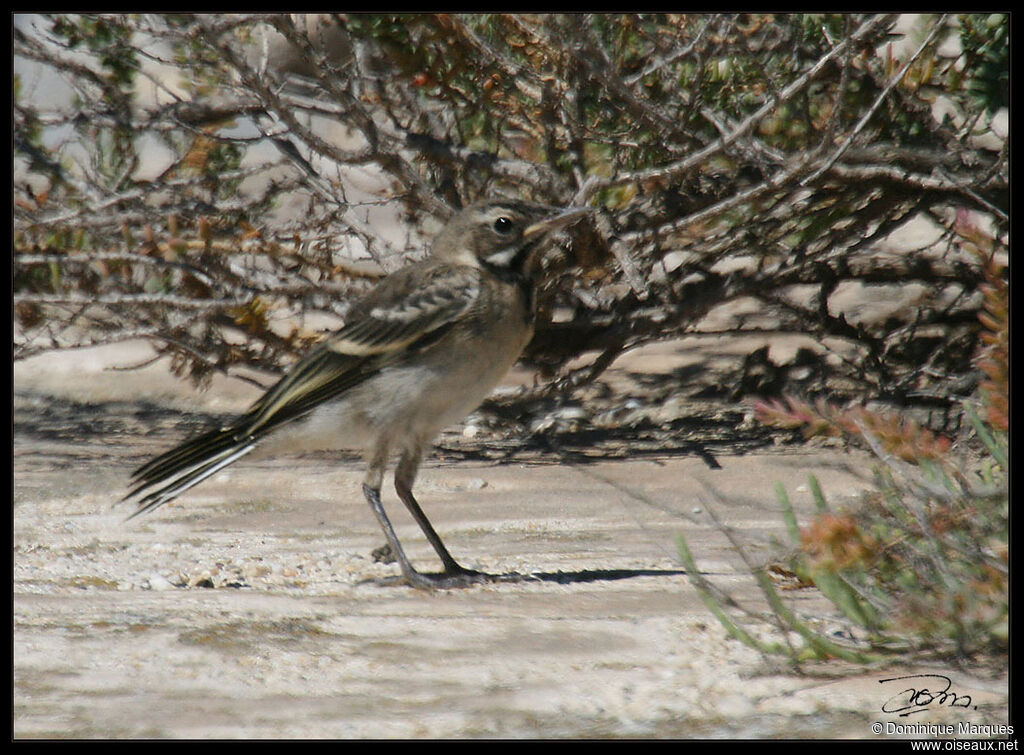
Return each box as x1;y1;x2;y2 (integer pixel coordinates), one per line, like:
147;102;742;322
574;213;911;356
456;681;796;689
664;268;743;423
801;14;950;186
572;14;896;204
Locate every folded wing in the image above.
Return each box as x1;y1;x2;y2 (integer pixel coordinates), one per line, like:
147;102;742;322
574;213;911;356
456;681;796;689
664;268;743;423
126;263;482;516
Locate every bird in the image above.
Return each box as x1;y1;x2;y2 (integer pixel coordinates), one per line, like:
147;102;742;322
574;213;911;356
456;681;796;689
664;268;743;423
125;199;589;588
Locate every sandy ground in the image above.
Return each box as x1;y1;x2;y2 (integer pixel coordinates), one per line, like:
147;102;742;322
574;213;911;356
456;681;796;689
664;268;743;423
13;339;1009;739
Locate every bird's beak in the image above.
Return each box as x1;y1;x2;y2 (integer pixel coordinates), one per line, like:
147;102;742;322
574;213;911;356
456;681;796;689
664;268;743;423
523;206;589;240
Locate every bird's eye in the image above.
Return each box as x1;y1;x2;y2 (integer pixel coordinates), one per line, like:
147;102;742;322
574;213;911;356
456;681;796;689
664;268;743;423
492;217;514;234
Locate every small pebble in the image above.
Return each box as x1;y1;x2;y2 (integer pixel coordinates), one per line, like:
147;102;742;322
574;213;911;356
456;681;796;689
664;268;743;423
147;573;174;591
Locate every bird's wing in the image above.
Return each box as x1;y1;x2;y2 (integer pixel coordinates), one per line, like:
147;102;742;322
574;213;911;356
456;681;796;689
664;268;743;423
126;263;483;515
240;263;482;436
126;263;481;509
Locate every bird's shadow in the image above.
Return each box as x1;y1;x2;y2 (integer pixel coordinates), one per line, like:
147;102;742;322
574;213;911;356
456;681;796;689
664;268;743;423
361;567;687;589
525;568;687;584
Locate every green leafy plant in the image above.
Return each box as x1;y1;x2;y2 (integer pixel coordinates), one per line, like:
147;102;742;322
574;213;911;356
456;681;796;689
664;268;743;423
681;216;1007;662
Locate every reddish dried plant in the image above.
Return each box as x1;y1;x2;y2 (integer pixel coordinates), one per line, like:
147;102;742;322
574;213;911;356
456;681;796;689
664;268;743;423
799;513;878;571
754;395;952;464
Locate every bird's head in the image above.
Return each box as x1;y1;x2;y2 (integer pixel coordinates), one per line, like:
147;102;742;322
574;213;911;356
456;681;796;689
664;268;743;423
431;200;588;277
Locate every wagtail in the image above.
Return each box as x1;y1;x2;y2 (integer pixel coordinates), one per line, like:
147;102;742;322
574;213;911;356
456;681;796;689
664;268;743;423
125;200;588;588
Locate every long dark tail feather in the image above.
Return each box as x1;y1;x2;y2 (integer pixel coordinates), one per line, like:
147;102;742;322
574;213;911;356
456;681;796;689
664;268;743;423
131;424;239;482
123;425;256;519
123;340;384;519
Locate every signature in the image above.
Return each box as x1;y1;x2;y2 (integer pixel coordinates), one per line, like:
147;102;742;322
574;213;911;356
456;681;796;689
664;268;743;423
879;674;976;717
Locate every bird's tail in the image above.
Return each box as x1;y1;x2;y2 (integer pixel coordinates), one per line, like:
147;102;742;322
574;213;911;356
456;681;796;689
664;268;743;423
124;425;257;518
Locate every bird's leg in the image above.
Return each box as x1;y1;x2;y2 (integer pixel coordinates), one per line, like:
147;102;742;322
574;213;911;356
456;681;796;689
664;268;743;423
361;445;485;589
361;482;433;587
360;444;421;584
394;447;481;580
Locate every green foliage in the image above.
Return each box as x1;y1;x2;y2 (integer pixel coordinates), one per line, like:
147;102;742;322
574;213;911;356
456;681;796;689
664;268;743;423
958;14;1009;114
685;390;1006;663
50;14;138;87
739;225;1008;660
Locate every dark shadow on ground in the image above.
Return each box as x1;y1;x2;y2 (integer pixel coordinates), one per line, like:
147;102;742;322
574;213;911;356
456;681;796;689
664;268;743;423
527;568;688;583
359;568;688;589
